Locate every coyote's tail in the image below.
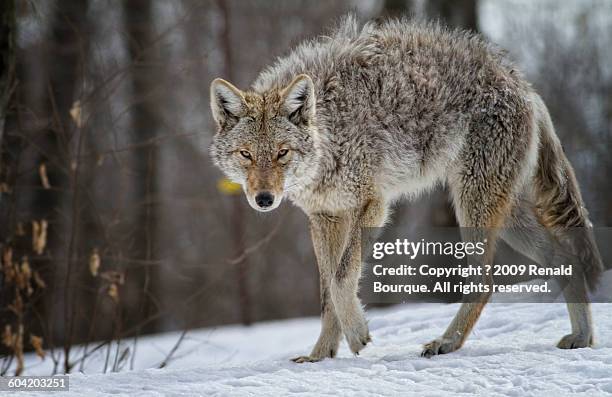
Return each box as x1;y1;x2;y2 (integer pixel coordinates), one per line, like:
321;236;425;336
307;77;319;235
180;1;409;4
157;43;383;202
532;93;603;291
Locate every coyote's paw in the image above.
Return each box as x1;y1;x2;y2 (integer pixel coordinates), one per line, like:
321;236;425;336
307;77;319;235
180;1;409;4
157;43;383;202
344;320;372;355
291;343;338;364
421;337;459;358
557;333;593;349
291;355;323;364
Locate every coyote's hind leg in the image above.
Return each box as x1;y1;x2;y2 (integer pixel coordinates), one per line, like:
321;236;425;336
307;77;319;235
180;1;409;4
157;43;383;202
421;184;512;358
422;117;532;356
421;228;497;357
557;240;594;349
500;198;594;349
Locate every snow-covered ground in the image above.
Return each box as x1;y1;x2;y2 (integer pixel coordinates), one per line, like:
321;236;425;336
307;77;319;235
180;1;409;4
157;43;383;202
17;299;612;396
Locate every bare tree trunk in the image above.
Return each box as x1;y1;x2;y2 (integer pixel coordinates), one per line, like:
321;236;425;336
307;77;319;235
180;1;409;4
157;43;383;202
124;0;162;345
383;0;478;31
425;0;478;31
37;1;90;374
0;0;17;368
382;0;411;17
0;0;15;144
0;1;16;229
217;0;252;326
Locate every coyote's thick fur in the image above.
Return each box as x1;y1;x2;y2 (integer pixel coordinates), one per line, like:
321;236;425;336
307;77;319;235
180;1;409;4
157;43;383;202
209;16;603;362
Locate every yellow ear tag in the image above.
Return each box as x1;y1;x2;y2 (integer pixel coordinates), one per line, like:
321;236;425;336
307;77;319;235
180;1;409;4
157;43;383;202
217;178;242;195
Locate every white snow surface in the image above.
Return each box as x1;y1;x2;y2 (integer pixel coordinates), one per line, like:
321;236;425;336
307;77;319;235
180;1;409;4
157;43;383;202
17;300;612;396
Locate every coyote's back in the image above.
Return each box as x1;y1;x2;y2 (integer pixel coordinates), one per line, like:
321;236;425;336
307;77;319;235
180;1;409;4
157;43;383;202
250;16;536;208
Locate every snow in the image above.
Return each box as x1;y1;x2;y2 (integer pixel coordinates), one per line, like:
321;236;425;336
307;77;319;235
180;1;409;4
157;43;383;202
17;297;612;396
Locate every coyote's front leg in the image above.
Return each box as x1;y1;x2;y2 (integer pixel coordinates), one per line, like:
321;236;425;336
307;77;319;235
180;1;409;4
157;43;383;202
291;276;343;363
292;213;348;363
293;200;386;363
332;199;387;355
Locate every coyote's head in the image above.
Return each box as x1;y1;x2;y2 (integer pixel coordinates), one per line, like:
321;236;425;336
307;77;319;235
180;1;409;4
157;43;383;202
209;74;318;212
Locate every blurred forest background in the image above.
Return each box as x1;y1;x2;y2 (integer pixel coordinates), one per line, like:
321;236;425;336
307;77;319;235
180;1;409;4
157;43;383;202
0;0;610;374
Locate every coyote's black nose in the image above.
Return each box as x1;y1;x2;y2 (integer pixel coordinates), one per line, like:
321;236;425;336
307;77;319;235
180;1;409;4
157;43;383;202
255;192;274;208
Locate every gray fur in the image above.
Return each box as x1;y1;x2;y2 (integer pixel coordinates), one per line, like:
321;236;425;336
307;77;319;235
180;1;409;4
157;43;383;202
210;16;602;361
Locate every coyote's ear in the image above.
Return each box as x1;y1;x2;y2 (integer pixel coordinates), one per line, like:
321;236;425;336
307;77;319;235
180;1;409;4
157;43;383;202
210;78;247;129
281;74;315;125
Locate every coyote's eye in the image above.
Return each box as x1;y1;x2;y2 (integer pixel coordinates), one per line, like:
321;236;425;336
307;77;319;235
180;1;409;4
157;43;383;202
277;149;289;159
239;150;252;159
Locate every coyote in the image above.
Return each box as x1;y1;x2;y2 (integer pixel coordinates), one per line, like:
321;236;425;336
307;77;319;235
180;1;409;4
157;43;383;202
209;17;602;362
